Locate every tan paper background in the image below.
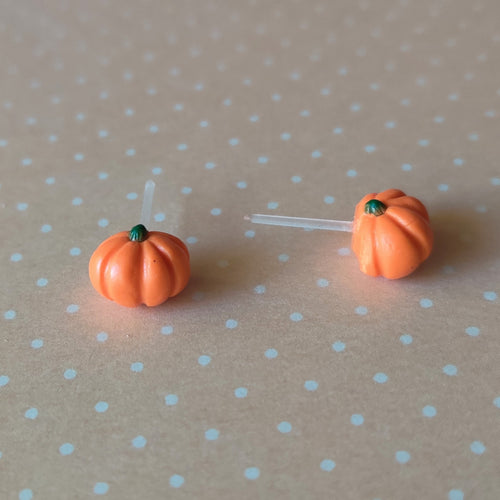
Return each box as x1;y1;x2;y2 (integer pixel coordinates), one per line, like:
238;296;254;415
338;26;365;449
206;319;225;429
1;0;499;499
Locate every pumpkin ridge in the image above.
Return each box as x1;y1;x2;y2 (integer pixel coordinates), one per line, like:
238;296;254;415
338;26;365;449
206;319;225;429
98;237;127;300
371;216;381;276
384;209;429;260
152;238;178;294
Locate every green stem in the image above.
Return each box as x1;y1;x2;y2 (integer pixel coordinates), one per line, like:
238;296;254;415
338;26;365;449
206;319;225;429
129;224;149;242
364;199;387;216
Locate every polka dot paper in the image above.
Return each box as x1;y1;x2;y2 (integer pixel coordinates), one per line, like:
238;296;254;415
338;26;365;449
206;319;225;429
1;0;499;498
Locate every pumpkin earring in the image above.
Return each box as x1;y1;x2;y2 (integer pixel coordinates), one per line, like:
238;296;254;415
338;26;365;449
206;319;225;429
89;180;190;307
246;188;433;279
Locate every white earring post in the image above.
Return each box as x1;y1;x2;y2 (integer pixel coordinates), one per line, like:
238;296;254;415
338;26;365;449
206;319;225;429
245;214;353;232
140;180;156;227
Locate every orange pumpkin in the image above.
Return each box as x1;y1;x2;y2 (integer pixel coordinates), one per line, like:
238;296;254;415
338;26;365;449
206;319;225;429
351;189;433;279
89;224;190;307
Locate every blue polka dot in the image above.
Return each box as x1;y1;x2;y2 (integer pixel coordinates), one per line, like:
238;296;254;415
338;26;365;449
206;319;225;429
323;195;335;204
453;158;464;166
98;130;109;138
198;355;211;366
236;181;247;189
154;212;165;222
25;408;38;419
74;153;84;161
277;421;292;433
132;436;147;448
483;291;497;301
267;201;279;210
333;127;343;134
98;172;108;180
320;87;331;95
31;339;43;349
46;177;55;184
291;175;302;183
125;148;136;156
21;158;33;166
228;138;240;146
332;341;345;352
350;103;361;112
338;247;350;256
64;369;76;380
70;247;81;256
165;394;178;406
254;285;266;294
151;166;162;175
422;405;437;417
126;192;138;200
364;145;377;153
181;186;192;195
448;490;464;500
66;304;79;313
124;108;134;116
17;203;29;211
347;169;357;177
465;326;480;337
493;396;500;408
265;348;278;359
226;319;238;329
76;112;86;121
11;253;23;262
278;254;289;262
205;428;219;440
245;230;255;238
186;236;198;244
244;467;260;480
490;177;500;186
131;362;143;373
311;150;322;158
149;124;159;134
304;380;318;391
4;310;16;320
320;459;336;471
402;163;412;171
385;121;396;128
234;387;248;398
98;219;109;227
290;312;303;322
470;441;486;455
418;139;430;147
249;115;259;122
41;224;52;233
395;450;411;464
434;116;445;123
420;298;433;308
96;332;108;342
272;93;281;101
72;197;83;206
373;372;388;384
177;143;188;151
300;110;310;117
93;482;109;495
169;475;184;488
438;184;449;192
161;325;173;335
355;306;368;315
350;414;364;426
95;401;109;413
399;333;413;345
19;489;33;500
0;375;10;386
59;443;74;455
0;139;7;147
317;278;329;287
443;364;458;376
258;156;269;164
